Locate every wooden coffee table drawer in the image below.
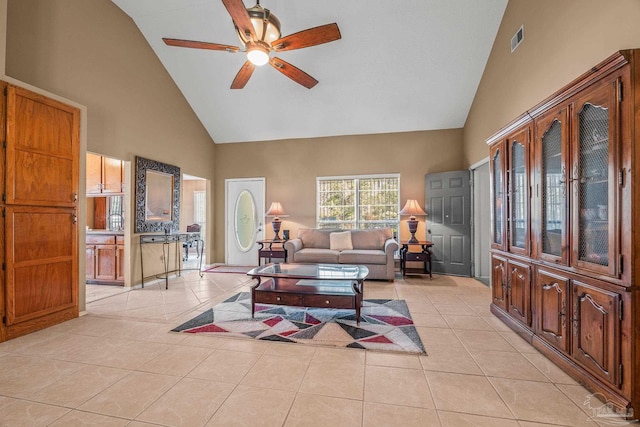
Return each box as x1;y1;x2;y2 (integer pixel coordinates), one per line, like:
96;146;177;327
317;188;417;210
303;294;354;309
255;292;303;306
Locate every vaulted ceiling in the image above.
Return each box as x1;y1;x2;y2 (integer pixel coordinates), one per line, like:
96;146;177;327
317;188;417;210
112;0;508;144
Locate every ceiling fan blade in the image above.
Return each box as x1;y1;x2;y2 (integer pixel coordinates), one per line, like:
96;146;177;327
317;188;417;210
272;23;341;52
270;57;318;89
163;38;240;52
231;61;255;89
222;0;256;42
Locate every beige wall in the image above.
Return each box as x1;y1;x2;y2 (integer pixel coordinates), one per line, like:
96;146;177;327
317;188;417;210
9;0;640;285
5;0;216;293
463;0;640;166
214;129;464;262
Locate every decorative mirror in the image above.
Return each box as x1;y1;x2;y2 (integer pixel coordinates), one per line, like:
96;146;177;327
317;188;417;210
135;156;180;233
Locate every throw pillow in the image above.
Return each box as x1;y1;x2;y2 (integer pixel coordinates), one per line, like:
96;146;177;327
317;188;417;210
329;231;353;251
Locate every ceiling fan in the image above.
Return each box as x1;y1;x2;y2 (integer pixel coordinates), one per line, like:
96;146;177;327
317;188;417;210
163;0;341;89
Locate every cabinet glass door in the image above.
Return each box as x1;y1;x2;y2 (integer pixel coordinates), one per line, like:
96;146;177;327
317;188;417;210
508;127;530;255
572;81;618;277
490;143;505;249
538;107;569;264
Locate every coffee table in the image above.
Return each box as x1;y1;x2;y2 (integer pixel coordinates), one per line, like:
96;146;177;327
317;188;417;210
246;263;369;325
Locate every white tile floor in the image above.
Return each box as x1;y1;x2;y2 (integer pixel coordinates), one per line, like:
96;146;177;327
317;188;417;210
0;270;631;426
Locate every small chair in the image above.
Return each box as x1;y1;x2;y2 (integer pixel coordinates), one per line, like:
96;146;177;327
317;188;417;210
183;224;201;261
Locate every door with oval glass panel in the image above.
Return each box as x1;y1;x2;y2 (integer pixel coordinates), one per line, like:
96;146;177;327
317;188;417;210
225;178;265;266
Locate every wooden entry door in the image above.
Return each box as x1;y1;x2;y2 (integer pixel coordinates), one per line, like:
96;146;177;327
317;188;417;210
1;83;79;341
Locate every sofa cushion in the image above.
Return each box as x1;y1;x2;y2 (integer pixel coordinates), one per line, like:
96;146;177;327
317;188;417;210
350;229;393;250
297;229;334;249
339;249;387;265
294;248;340;263
329;231;353;251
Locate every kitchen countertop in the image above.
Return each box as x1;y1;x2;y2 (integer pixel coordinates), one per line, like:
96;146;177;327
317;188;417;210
86;229;125;235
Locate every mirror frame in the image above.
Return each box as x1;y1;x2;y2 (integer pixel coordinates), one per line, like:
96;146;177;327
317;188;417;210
135;156;180;233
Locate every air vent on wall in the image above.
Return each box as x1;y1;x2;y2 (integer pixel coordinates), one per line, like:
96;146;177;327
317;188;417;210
511;25;524;52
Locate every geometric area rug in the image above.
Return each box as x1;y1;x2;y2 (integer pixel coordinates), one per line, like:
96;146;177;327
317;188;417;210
172;292;426;354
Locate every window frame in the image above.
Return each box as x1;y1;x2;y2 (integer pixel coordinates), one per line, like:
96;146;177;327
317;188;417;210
316;173;401;233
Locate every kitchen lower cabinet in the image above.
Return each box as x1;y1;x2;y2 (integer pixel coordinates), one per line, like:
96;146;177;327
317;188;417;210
86;234;124;285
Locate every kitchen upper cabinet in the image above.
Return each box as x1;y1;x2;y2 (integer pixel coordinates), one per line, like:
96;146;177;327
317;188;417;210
86;153;124;195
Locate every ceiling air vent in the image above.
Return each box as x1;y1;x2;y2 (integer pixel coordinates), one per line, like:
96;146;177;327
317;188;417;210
511;25;524;52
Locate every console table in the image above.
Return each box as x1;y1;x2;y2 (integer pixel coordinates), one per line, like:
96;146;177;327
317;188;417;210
257;239;287;265
139;232;204;288
400;241;433;279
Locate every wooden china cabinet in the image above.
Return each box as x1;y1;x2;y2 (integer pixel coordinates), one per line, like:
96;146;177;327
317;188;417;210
488;50;639;416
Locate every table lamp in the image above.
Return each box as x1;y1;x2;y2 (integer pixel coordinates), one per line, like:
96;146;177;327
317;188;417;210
399;199;427;243
265;202;289;241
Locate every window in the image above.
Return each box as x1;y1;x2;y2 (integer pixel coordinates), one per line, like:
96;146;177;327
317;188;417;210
317;174;400;235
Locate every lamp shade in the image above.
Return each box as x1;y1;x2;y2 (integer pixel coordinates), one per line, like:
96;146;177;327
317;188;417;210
265;202;288;218
399;200;427;219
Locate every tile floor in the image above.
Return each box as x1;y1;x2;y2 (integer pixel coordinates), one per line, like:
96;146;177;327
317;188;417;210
0;271;632;426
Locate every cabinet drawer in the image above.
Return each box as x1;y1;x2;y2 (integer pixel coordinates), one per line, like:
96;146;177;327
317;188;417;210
116;236;124;244
255;292;302;306
405;252;428;262
303;294;354;309
86;235;116;244
260;250;285;258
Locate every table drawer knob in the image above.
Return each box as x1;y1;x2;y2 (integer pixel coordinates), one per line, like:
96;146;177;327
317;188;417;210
276;296;281;301
325;300;330;305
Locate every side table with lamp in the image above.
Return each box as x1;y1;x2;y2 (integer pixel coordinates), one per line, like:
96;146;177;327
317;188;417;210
399;199;433;278
260;202;289;265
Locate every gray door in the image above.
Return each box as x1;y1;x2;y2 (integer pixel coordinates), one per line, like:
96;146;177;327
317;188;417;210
426;170;472;276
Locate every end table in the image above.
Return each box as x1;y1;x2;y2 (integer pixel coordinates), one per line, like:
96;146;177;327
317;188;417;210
257;239;287;265
400;241;433;279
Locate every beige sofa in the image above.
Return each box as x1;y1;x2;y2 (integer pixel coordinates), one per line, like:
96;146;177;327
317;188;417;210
283;228;398;281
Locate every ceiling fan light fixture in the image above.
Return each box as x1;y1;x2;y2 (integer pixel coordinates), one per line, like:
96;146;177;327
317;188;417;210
237;3;281;46
246;42;270;66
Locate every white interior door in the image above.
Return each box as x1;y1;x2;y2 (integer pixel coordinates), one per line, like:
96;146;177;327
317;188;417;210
225;178;265;265
472;161;491;285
